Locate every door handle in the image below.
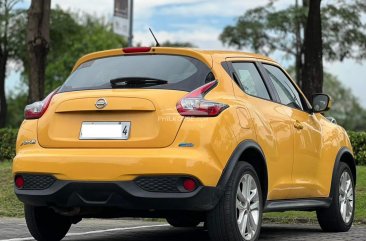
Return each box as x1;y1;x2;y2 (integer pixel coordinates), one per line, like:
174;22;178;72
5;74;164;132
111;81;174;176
294;120;303;130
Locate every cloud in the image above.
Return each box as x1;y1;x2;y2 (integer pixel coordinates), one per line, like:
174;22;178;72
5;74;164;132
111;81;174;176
156;0;272;18
134;26;225;50
52;0;112;16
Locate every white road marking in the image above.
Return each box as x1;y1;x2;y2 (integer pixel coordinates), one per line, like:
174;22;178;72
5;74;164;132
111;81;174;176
0;224;170;241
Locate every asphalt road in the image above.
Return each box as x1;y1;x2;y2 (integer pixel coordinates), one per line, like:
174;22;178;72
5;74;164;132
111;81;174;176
0;218;365;241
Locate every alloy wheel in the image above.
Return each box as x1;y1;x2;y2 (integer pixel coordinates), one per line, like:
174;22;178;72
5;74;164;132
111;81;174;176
236;174;260;240
339;171;354;224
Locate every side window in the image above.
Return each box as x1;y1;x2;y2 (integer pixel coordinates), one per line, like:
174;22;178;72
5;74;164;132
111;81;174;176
263;64;304;110
232;62;271;100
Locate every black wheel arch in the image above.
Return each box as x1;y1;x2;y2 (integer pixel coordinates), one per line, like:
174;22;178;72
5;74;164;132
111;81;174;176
217;140;268;204
330;147;356;198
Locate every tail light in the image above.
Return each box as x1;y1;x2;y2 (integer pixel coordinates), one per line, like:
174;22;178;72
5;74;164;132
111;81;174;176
176;81;228;117
24;89;58;119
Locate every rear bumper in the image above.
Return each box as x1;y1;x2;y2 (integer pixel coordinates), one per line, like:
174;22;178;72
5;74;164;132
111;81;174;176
13;147;223;187
15;180;222;211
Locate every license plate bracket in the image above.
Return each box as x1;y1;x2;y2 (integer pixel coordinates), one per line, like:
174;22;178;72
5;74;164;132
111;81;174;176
79;122;131;140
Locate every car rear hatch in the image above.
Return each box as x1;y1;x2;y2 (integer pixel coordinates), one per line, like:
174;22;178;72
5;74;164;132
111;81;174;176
37;52;214;148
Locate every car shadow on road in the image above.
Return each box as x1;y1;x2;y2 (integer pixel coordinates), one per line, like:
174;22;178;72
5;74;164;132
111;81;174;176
65;225;325;241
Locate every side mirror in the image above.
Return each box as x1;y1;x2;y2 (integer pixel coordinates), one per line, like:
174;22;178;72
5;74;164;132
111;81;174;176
312;94;332;113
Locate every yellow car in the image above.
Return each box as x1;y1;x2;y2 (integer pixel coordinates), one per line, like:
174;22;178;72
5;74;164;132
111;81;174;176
13;47;356;241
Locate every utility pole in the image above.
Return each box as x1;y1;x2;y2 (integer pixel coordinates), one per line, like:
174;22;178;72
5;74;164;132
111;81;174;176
128;0;133;47
113;0;133;47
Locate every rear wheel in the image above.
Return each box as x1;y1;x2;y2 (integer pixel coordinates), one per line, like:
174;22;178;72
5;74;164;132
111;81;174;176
316;162;355;232
207;162;263;241
25;205;71;241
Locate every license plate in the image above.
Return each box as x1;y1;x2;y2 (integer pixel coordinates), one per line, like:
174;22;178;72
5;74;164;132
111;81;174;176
80;122;131;140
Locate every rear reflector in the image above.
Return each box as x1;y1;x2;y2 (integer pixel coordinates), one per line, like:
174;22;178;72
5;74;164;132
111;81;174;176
183;178;197;192
123;47;151;53
15;175;24;189
176;81;229;117
24;89;58;119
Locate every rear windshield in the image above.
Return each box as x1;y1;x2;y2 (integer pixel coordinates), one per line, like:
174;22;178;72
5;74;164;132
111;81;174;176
59;54;214;93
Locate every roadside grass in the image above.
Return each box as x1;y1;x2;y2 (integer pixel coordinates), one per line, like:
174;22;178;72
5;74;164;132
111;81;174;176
0;161;23;217
0;161;365;224
263;166;366;224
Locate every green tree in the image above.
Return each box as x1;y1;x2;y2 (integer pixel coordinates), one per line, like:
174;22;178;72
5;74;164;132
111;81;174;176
5;7;127;127
44;8;126;92
161;41;195;48
13;7;127;93
220;0;366;97
0;0;22;127
5;91;27;127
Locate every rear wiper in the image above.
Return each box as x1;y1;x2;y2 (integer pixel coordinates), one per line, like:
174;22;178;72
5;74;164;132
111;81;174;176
110;77;168;88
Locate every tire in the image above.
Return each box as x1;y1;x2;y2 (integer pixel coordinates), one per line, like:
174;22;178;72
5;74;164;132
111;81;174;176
317;162;355;232
207;162;263;241
25;205;72;241
166;215;201;227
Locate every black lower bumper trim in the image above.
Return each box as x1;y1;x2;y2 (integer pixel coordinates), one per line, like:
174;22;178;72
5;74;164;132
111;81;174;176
15;180;222;212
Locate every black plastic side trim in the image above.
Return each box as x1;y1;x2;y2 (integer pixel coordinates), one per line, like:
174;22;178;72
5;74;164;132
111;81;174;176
216;140;267;191
221;62;232;77
330;147;356;199
264;198;332;212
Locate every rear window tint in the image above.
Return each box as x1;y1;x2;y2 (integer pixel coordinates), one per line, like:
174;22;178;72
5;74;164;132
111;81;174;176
59;54;214;93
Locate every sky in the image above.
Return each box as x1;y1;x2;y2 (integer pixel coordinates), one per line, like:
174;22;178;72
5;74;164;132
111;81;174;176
6;0;366;107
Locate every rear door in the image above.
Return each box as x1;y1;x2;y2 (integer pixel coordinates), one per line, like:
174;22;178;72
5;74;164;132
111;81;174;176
262;63;323;198
38;54;215;148
227;59;295;200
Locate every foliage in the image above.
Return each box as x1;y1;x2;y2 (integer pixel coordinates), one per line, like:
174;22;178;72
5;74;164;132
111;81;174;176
220;0;366;81
5;91;27;128
323;72;366;131
220;2;304;56
0;161;24;217
160;41;196;48
0;128;17;161
348;132;366;166
8;7;127;94
45;8;127;92
0;1;23;60
5;7;127;127
220;0;366;61
322;1;366;61
0;0;24;128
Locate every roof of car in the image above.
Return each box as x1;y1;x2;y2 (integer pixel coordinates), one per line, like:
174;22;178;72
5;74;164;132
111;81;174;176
72;47;275;72
198;49;273;60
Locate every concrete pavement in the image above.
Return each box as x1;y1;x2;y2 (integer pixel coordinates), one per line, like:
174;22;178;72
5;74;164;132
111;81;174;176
0;218;365;241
